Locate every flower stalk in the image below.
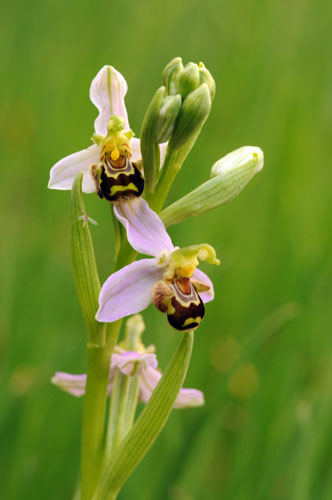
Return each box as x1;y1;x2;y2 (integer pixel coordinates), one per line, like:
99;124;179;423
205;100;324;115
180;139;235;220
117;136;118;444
94;331;194;500
49;60;264;500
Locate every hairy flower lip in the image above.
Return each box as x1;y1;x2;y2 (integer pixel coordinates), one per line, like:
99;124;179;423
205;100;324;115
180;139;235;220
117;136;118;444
96;198;217;323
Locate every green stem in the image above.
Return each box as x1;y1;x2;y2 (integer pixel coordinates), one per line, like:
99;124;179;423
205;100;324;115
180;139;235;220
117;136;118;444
81;239;139;499
94;331;194;500
105;369;123;455
80;320;121;500
149;150;181;212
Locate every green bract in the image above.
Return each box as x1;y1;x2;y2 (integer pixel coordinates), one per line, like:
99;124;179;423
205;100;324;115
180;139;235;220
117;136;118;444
71;172;105;347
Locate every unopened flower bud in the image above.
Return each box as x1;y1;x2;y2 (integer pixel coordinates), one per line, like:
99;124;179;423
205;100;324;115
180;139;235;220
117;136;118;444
162;57;183;95
198;62;216;100
178;62;200;99
140;86;166;191
155;95;182;143
168;83;211;151
160;146;264;227
210;146;264;177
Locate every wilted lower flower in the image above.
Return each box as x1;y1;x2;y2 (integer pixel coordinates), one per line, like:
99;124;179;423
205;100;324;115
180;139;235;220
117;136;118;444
96;199;220;331
52;337;204;409
48;65;167;201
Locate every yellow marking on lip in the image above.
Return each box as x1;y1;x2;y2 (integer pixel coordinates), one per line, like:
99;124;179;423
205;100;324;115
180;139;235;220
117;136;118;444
110;183;139;196
182;316;202;327
111;148;120;161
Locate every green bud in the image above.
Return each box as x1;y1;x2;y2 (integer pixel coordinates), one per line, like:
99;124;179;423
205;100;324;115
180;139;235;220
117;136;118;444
162;57;183;95
168;83;211;151
178;62;200;99
155;95;182;143
140;86;166;193
198;62;216;100
160;146;264;227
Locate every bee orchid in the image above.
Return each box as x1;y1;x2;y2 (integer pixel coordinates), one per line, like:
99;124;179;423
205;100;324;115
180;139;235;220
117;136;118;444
48;66;167;201
96;199;220;331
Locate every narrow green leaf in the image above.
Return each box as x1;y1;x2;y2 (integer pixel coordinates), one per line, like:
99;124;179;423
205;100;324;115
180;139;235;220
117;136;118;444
94;331;194;500
71;172;105;346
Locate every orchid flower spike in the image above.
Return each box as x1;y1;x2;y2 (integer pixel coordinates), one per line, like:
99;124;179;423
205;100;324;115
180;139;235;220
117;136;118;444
51;314;204;409
48;65;167;202
97;199;220;331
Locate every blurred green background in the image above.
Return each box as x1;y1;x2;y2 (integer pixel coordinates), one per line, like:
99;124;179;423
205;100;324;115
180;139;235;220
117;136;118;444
1;0;331;498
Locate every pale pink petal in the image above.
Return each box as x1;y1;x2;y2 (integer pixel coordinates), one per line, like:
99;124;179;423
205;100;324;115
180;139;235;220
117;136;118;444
114;198;174;257
111;351;158;376
48;144;99;192
173;388;205;409
131;138;142;162
51;372;87;397
192;268;215;303
139;367;161;403
90;65;129;135
52;368;116;397
139;367;205;409
96;259;162;322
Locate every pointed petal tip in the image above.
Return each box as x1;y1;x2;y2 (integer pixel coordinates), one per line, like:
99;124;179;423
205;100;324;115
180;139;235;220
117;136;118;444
90;65;129;135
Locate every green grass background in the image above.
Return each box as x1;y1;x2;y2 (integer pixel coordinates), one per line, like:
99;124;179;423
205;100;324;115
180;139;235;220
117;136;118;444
1;0;331;498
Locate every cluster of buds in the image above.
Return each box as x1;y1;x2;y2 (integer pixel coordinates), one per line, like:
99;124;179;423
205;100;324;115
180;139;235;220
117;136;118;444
161;57;215;150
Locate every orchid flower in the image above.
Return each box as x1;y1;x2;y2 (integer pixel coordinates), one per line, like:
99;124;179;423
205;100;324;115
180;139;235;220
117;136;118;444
48;65;167;199
96;198;220;331
52;345;204;409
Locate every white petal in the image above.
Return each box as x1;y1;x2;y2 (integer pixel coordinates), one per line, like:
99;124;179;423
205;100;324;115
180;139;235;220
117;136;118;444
159;142;168;168
51;372;87;397
96;259;162;322
111;351;158;377
90;65;129;135
114;198;174;257
48;144;99;193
